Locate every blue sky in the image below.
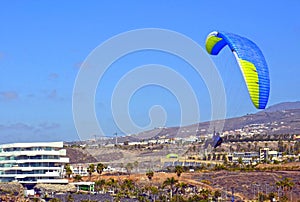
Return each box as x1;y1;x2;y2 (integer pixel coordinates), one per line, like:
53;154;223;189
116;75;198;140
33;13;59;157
0;1;299;143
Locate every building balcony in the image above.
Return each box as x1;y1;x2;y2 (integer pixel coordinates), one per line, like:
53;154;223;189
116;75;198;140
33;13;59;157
17;179;68;184
0;166;62;171
37;179;68;184
0;142;63;150
0;171;61;178
0;158;69;164
0;149;66;157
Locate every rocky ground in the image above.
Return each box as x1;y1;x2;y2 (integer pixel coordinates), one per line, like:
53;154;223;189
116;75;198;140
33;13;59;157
1;167;299;201
82;167;300;201
53;193;137;202
66;140;286;169
0;182;25;201
73;144;191;172
66;147;97;164
191;170;300;201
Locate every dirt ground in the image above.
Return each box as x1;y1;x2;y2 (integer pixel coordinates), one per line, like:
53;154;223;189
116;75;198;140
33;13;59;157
75;164;300;201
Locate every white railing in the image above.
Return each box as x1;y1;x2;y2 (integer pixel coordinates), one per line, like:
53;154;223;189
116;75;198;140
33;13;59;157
0;172;62;178
0;166;63;171
37;178;68;184
0;158;69;164
0;150;63;157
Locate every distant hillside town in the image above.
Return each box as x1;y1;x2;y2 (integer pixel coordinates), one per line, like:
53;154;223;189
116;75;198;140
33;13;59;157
1;102;300;201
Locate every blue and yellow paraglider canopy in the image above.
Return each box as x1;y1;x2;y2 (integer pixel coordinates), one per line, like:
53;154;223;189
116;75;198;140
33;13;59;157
205;31;270;109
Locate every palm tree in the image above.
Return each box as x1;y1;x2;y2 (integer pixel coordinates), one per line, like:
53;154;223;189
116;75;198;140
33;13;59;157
163;177;178;199
120;179;135;198
265;142;268;148
176;182;187;195
146;170;154;181
174;165;184;178
223;154;228;165
238;157;243;168
125;162;133;176
66;194;74;202
96;163;105;175
247;143;251;151
199;189;211;200
106;178;118;194
276;177;294;200
213;190;221;201
95;179;106;193
236;143;241;152
278;140;284;152
149;186;159;202
133;161;139;173
73;174;82;182
254;142;258;151
87;164;95;181
268;192;276;202
64;164;73;178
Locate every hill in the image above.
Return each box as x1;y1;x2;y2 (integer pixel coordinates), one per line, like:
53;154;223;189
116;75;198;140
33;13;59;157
264;101;300;112
66;147;97;164
72;101;300;145
65;101;300;176
129;101;300;140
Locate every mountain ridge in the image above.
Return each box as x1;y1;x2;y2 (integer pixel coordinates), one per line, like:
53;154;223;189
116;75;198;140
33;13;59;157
73;101;300;145
129;101;300;141
264;101;300;112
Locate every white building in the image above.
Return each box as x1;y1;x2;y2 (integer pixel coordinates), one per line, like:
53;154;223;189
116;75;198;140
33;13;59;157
70;163;89;176
0;142;69;185
259;148;282;162
227;152;260;164
70;164;116;177
227;148;283;164
103;165;116;172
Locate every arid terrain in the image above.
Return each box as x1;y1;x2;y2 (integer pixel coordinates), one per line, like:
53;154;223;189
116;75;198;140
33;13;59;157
75;162;300;201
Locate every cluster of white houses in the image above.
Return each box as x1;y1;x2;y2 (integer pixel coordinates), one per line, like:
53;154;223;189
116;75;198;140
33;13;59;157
0;141;289;186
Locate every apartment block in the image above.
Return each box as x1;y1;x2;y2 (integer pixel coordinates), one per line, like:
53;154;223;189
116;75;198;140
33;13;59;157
0;142;69;185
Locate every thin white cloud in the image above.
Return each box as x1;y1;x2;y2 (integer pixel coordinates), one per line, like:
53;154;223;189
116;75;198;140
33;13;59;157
0;122;62;143
27;93;35;98
48;73;59;80
47;89;57;99
38;122;60;130
0;91;18;101
0;122;60;132
0;123;34;131
41;89;64;101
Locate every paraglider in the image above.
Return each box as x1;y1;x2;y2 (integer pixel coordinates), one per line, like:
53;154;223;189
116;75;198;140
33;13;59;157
205;31;270;109
212;134;223;148
204;130;223;149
